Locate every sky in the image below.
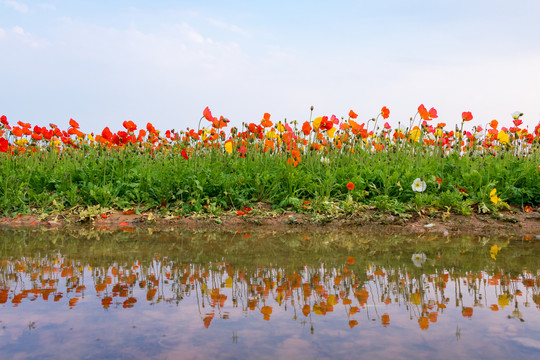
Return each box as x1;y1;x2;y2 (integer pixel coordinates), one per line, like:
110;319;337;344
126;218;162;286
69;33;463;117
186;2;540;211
1;0;540;133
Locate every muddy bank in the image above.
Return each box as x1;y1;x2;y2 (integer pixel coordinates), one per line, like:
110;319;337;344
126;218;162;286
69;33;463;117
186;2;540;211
1;205;539;238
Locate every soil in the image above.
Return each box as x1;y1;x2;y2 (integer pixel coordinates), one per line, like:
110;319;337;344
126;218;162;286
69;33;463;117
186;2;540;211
1;205;539;238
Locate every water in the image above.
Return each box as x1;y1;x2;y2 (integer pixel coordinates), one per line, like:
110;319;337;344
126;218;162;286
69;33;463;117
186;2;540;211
1;228;539;359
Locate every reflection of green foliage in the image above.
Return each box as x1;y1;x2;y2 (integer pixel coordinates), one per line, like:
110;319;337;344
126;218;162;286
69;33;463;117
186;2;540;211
0;229;538;275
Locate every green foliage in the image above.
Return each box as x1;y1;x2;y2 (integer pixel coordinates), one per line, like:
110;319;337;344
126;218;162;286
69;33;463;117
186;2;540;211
0;145;538;216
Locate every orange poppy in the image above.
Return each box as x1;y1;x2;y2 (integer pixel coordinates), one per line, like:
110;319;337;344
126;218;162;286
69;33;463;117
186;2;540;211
346;182;355;191
12;126;23;137
31;133;42;141
261;113;273;127
203;106;214;121
381;106;390;119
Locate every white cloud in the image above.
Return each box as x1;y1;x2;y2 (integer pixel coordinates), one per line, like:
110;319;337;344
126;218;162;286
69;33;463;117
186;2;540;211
10;25;48;48
184;24;205;44
206;18;247;36
0;28;5;38
37;3;55;11
3;0;28;13
12;25;25;35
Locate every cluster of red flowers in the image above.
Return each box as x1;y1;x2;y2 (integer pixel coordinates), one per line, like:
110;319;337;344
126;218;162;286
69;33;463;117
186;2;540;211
1;106;539;167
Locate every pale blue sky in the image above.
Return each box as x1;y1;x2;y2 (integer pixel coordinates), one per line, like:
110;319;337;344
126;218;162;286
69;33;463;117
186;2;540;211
1;0;539;133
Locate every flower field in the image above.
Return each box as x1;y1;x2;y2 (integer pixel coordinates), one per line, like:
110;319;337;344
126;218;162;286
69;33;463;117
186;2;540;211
0;105;539;217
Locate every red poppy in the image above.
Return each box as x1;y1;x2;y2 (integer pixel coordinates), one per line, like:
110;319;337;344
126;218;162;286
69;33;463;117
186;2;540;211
101;127;113;141
302;121;312;136
238;145;246;157
69;118;80;128
0;138;8;152
146;122;157;135
0;115;8;125
346;182;355;191
236;210;245;216
123;120;137;132
181;148;189;160
462;111;473;121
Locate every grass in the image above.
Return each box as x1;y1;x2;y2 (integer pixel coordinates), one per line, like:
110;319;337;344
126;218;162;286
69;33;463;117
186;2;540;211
0;142;538;217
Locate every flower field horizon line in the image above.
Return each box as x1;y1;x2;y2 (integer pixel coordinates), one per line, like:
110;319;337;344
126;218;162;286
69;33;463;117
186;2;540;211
1;105;539;163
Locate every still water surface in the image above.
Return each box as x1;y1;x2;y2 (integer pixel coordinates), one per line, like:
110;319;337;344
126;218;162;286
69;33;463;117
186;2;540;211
1;228;540;359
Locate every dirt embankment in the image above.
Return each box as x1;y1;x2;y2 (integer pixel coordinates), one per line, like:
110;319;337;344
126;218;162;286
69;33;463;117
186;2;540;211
1;206;539;238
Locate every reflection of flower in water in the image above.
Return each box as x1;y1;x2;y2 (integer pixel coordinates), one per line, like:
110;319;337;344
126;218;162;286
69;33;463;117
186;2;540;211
411;253;427;267
490;244;501;260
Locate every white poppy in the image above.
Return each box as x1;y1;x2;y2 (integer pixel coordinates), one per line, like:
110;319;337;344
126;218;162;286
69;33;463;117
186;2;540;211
412;178;426;192
511;111;523;120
